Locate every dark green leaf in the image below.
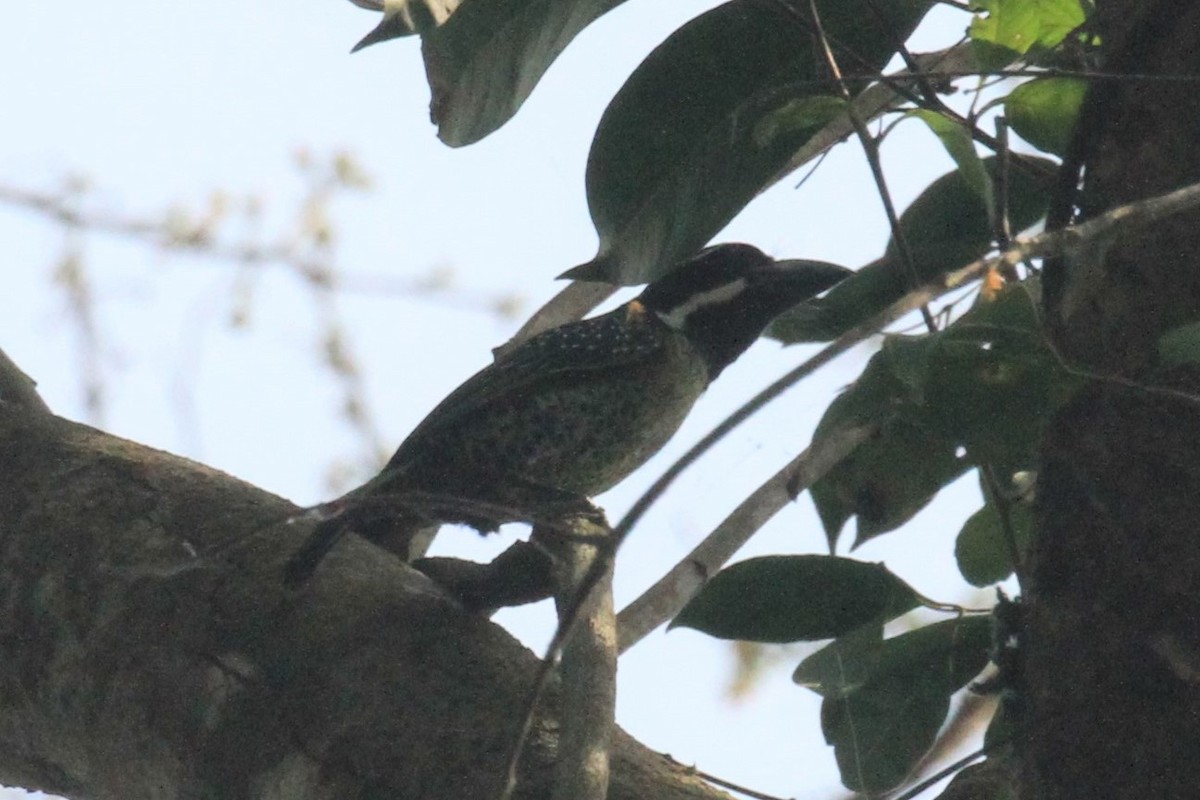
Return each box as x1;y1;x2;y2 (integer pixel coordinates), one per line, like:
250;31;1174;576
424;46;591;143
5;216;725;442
813;417;969;549
955;499;1033;586
1006;77;1086;156
793;622;884;698
822;617;991;792
753;96;850;148
771;156;1056;343
908;109;993;215
809;281;1076;548
808;335;967;548
421;0;627;146
671;555;920;643
921;282;1078;473
570;0;936;284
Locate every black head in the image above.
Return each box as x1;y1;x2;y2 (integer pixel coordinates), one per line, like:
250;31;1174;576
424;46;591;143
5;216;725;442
638;244;850;380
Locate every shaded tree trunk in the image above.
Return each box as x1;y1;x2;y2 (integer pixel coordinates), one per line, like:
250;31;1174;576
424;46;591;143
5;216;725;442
1026;0;1200;796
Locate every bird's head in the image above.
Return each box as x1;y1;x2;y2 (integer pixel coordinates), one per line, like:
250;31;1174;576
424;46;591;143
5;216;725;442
638;244;850;380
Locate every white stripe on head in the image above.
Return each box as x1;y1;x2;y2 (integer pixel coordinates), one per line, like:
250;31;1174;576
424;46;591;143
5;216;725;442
655;278;747;330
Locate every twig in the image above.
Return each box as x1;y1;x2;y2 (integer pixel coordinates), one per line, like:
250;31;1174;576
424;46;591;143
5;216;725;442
799;0;936;332
762;42;979;197
0;183;522;316
689;767;791;800
613;176;1200;631
616;422;875;651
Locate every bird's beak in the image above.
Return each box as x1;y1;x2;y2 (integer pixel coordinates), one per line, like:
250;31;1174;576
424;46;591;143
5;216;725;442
757;259;852;306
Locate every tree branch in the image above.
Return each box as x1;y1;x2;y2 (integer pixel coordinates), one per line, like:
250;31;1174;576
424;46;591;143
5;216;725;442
0;393;729;800
0;346;51;417
616;423;875;651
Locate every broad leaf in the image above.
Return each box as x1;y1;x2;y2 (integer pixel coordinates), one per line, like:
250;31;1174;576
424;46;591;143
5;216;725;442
1006;77;1086;156
908;109;993;214
809;335;968;548
920;284;1072;473
794;622;885;698
968;0;1088;69
810;281;1077;548
813;417;969;548
421;0;628;146
671;555;919;643
570;0;936;285
955;499;1033;586
822;617;991;792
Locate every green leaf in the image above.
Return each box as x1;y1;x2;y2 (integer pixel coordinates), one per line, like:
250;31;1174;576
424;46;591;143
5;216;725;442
812;417;969;549
794;622;884;698
809;335;968;548
809;281;1077;548
921;282;1080;473
822;617;991;792
908;109;994;216
1006;77;1086;156
570;0;936;285
752;96;850;149
770;155;1056;343
969;0;1087;67
955;500;1033;586
1158;320;1200;365
421;0;628;146
671;556;920;643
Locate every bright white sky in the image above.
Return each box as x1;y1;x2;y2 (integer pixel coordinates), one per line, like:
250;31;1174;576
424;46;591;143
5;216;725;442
1;2;994;798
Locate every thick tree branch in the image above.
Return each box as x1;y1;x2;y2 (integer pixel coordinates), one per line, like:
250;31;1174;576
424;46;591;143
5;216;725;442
0;391;729;800
0;347;51;416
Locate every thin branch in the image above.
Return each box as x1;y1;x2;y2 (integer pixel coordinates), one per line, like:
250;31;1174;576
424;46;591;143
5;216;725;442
800;0;936;332
890;748;988;800
766;41;976;194
0;183;522;317
688;768;790;800
617;422;875;651
614;176;1200;606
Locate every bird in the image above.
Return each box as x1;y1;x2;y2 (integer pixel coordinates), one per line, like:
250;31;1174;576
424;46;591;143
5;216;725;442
283;243;850;591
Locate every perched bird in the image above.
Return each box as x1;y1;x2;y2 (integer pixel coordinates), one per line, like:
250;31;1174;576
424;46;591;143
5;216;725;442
284;244;849;589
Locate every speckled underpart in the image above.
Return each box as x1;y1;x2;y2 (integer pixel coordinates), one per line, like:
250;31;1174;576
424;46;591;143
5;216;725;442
345;302;708;543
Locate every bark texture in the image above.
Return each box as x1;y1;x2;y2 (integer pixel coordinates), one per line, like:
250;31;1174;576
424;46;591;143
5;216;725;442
1026;0;1200;796
0;398;728;800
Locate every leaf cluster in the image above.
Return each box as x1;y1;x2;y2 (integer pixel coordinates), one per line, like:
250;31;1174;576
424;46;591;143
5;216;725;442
360;0;1096;794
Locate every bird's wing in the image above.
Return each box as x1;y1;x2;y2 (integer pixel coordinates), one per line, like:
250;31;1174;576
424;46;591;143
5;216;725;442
391;303;670;458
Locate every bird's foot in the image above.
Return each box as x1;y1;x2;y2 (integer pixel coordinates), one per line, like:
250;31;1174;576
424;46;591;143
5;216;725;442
413;540;555;614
